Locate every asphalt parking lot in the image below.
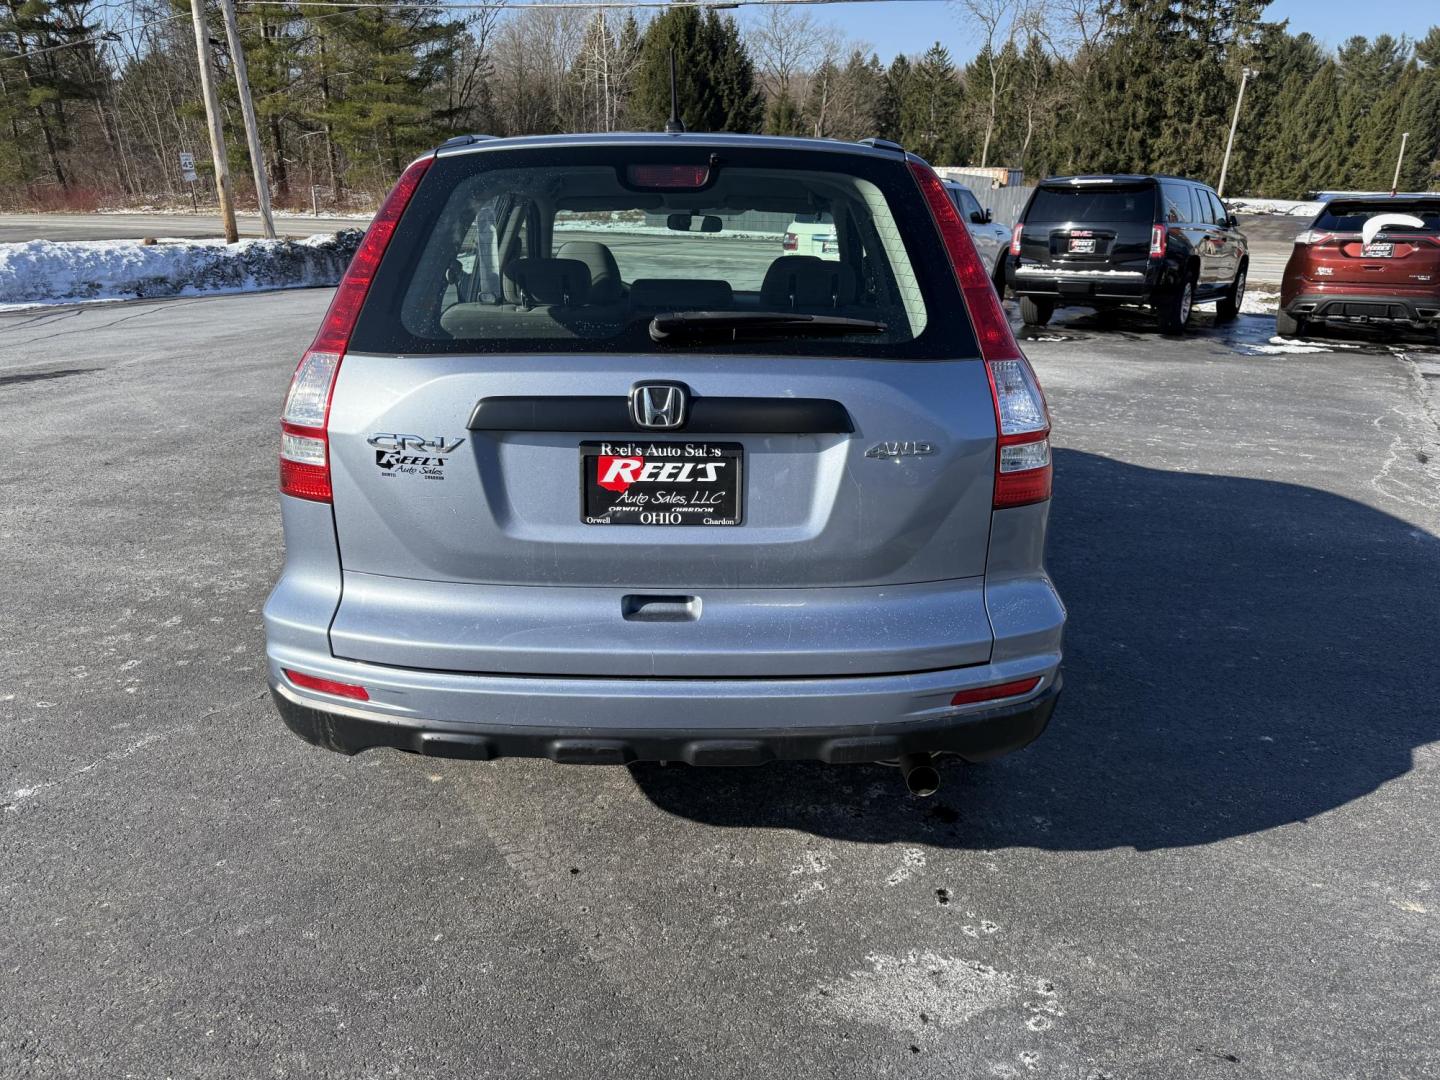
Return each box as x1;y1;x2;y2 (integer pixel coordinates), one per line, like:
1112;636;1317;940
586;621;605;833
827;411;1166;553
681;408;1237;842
2;289;1437;1078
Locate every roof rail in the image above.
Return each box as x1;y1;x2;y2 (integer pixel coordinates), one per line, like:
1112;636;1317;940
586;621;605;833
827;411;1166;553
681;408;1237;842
857;137;904;154
438;134;497;149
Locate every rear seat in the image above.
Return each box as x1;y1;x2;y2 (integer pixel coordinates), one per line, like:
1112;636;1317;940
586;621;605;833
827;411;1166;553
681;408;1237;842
761;255;859;311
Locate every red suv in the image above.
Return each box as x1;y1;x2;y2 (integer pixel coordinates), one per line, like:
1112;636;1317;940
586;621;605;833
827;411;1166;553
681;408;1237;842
1279;195;1440;341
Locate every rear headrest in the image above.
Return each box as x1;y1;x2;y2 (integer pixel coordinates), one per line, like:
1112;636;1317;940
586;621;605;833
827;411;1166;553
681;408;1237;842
503;258;591;306
629;278;734;309
556;241;623;303
761;256;858;309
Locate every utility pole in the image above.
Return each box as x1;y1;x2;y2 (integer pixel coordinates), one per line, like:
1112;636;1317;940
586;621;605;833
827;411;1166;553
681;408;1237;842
1391;131;1410;195
219;0;276;238
189;0;238;243
1217;66;1257;200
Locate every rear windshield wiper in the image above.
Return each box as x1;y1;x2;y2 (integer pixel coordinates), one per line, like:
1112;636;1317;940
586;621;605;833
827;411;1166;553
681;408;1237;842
649;310;888;343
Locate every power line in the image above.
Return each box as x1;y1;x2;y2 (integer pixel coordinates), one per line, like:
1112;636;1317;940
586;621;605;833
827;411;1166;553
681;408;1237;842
0;11;192;64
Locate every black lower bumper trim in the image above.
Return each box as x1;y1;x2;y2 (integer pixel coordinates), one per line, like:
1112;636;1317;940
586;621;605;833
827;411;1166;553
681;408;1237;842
1287;293;1440;329
271;681;1061;766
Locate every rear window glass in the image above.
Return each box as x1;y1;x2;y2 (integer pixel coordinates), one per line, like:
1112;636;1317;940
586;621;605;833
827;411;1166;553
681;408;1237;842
1314;202;1440;233
349;145;978;360
1026;184;1156;224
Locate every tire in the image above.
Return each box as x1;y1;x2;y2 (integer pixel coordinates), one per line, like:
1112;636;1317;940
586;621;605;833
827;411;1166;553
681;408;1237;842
1156;274;1195;335
1020;296;1053;326
1275;309;1302;337
1216;262;1246;323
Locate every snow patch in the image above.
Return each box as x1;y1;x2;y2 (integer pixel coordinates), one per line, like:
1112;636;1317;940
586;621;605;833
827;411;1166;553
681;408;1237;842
1240;290;1280;315
817;951;1024;1030
1228;197;1324;218
0;230;363;308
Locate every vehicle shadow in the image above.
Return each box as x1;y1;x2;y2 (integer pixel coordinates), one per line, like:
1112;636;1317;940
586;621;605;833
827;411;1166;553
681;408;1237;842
627;449;1440;850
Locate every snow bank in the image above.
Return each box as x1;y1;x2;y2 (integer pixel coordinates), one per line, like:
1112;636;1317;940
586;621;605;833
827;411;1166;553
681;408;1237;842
0;230;363;308
1227;198;1324;218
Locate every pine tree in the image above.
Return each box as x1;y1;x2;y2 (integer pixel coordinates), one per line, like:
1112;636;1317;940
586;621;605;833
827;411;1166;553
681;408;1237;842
899;43;964;165
631;8;762;133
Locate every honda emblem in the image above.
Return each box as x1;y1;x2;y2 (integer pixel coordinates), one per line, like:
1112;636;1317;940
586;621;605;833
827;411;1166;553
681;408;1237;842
630;382;688;429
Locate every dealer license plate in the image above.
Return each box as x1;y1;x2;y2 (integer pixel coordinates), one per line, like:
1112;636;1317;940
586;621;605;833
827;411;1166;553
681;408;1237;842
1362;242;1393;258
1069;237;1097;253
581;441;743;526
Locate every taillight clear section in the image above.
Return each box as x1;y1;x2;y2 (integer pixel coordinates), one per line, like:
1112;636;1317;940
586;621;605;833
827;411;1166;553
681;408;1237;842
909;160;1050;509
1149;223;1167;258
987;357;1052;508
279;153;434;503
1010;223;1023;256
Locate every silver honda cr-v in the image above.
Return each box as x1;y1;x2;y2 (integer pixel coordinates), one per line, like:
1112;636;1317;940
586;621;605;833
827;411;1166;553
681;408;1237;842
264;132;1064;787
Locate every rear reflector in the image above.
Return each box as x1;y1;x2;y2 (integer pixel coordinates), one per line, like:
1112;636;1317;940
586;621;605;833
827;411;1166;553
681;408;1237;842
951;676;1041;707
627;164;710;189
280;154;434;503
283;669;370;701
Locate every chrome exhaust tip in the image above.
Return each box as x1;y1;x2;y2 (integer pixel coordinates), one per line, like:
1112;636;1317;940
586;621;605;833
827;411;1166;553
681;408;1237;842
898;752;941;797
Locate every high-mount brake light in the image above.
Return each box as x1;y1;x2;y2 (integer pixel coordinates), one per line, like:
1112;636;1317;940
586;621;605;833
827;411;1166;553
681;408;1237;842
627;164;710;189
1149;223;1167;259
279;153;434;503
910;161;1050;509
1010;222;1023;257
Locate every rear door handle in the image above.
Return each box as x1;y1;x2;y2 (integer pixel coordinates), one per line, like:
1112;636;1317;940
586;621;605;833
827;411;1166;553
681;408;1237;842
622;595;701;622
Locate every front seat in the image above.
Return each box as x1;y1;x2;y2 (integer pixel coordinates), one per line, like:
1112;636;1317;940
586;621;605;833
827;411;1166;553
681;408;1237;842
556;241;623;304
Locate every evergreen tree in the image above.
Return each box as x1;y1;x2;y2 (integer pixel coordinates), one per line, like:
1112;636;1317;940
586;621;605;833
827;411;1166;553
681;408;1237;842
899;42;965;164
631;8;763;132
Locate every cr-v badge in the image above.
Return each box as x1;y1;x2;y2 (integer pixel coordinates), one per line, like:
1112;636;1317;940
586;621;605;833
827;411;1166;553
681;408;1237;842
865;440;936;460
367;433;465;480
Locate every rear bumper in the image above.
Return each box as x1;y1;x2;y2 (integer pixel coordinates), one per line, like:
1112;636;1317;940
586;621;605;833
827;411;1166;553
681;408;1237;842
268;667;1061;765
1283;291;1440;329
1008;263;1158;303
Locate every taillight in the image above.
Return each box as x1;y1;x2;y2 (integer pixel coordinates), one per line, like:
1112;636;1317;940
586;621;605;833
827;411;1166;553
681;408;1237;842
782;232;798;251
986;357;1052;508
1293;229;1338;245
280;153;433;503
910;161;1049;508
1149;223;1167;258
1010;222;1023;256
909;160;1022;363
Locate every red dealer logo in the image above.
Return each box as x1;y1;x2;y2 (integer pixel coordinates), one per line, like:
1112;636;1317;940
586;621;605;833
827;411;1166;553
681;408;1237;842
596;455;723;492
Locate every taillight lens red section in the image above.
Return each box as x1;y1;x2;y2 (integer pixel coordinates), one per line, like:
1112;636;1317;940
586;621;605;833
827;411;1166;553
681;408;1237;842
782;232;798;251
627;164;710;189
283;669;370;701
1010;222;1023;256
950;676;1041;707
1149;223;1167;258
910;160;1022;363
910;160;1050;508
280;154;433;502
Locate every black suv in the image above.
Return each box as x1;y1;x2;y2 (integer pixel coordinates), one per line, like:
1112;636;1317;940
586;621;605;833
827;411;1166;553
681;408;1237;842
1006;174;1248;333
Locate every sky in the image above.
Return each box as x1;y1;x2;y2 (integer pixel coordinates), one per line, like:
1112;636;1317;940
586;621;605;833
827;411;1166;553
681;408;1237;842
747;0;1440;65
